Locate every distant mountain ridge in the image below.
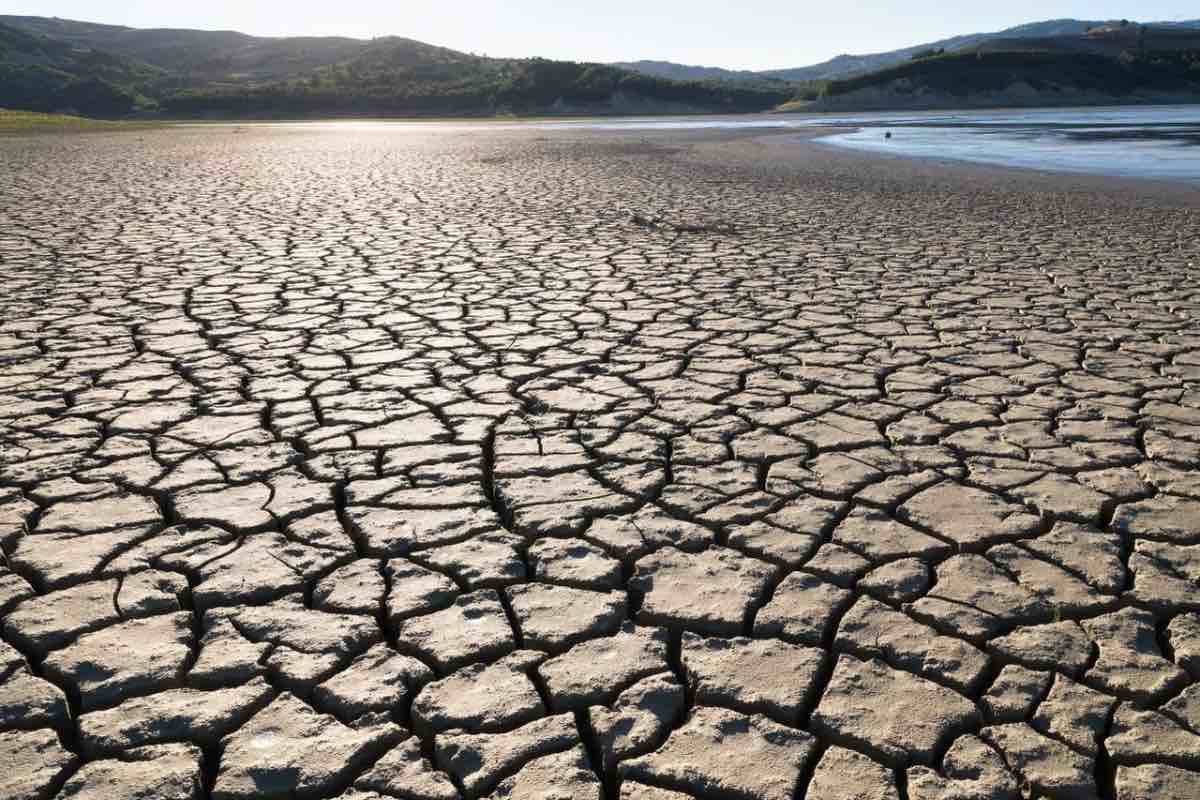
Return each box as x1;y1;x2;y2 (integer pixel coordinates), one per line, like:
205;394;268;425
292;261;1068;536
1;15;380;81
609;60;766;84
615;18;1200;83
0;20;166;114
2;14;1199;118
0;15;792;116
785;24;1200;113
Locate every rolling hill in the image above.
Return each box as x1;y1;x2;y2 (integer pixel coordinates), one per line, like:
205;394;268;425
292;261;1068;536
615;18;1200;83
0;16;793;116
0;15;366;82
611;60;767;83
0;22;165;114
162;54;794;116
2;14;1200;118
792;39;1200;112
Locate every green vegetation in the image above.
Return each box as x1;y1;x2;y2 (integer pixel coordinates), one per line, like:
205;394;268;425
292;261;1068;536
163;56;793;115
759;19;1198;82
0;108;158;131
821;48;1200;99
910;48;946;61
1;15;367;82
0;23;163;115
0;17;791;118
2;14;1199;119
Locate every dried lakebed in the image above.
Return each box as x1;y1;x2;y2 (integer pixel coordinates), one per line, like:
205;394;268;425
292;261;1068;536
1;124;1199;800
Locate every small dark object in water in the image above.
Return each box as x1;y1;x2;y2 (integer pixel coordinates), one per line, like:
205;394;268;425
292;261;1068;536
885;131;892;139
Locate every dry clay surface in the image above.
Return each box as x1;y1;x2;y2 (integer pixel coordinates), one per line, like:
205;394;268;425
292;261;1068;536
1;126;1199;800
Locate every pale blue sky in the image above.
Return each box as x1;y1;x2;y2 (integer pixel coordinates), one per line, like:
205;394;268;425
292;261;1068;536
7;1;1197;70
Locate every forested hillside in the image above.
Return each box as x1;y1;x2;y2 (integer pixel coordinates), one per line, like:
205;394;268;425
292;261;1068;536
3;14;1200;118
0;22;163;114
0;17;792;116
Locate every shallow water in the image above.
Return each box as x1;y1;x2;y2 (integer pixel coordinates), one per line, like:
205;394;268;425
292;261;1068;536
815;106;1200;184
185;105;1200;183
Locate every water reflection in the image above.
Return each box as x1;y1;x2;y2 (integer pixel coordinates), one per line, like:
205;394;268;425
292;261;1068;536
182;105;1200;183
816;107;1200;183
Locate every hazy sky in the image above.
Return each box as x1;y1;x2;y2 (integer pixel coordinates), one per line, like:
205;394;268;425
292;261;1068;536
9;1;1198;70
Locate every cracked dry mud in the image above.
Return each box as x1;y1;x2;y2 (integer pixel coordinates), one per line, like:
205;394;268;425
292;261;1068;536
0;124;1198;800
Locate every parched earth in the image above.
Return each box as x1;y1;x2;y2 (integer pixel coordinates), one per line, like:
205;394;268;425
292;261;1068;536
1;124;1199;800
